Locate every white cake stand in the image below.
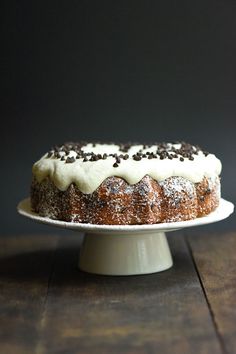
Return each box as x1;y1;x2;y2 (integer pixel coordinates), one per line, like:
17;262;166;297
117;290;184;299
17;198;234;276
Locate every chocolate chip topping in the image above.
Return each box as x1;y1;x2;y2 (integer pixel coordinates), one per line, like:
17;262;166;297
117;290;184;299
47;141;207;167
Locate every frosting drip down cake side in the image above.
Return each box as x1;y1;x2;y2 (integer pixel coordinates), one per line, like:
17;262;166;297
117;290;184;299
31;142;222;224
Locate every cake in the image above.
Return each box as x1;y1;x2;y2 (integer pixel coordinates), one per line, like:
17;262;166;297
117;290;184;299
31;142;222;224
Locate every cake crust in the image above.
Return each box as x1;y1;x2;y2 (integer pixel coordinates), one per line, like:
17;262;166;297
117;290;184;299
31;175;220;225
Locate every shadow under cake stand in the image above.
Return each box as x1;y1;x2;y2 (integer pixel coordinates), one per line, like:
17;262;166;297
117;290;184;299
18;198;234;276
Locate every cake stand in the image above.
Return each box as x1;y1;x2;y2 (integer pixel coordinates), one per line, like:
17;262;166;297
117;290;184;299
17;198;234;276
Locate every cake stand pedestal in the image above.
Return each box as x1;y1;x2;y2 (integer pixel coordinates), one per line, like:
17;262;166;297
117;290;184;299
17;198;234;276
79;231;172;275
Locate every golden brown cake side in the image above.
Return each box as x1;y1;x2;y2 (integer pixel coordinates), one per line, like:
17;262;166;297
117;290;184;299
31;174;220;225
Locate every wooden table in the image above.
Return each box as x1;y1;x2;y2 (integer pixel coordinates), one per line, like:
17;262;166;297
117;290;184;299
0;232;235;354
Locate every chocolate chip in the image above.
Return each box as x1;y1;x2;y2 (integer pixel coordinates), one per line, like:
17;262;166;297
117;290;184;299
47;151;53;158
133;154;141;161
54;152;62;158
66;156;76;163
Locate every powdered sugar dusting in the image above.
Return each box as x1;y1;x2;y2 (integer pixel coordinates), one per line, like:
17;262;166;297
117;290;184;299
159;177;198;222
160;177;195;203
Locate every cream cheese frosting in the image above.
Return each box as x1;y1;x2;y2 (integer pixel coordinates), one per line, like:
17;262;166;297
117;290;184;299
32;142;222;194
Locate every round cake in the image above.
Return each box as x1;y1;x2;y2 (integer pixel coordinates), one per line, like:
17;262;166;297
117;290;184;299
31;142;222;224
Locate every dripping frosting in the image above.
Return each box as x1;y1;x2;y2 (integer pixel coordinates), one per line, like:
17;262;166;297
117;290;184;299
32;142;222;194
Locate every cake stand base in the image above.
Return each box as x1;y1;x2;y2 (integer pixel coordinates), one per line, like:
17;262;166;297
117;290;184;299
79;232;173;275
17;198;234;276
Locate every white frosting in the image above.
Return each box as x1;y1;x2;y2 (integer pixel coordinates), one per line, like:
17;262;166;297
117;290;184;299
32;143;222;194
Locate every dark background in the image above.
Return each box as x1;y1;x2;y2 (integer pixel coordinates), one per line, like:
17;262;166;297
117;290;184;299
2;1;236;234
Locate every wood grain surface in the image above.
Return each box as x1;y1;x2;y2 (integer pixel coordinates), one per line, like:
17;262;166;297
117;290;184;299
0;232;235;354
187;232;236;354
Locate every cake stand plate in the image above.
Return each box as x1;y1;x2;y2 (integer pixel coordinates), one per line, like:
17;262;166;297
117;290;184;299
17;198;234;276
